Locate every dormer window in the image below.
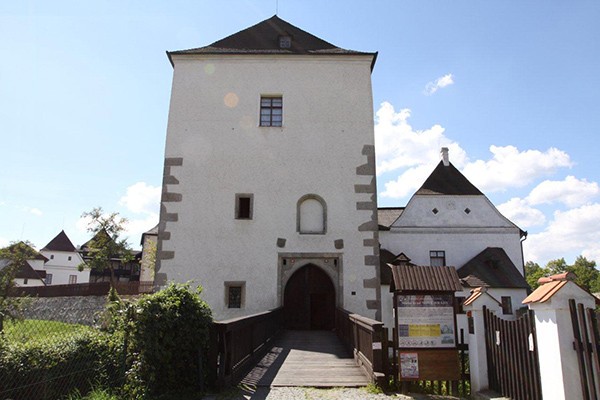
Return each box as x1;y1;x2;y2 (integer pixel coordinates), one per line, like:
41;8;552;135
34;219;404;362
279;35;292;49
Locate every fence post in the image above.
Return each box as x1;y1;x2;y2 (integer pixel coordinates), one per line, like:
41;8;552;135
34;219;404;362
525;280;596;400
463;289;502;393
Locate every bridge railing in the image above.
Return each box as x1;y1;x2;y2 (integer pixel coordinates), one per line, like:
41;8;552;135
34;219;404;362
210;307;284;387
335;307;388;385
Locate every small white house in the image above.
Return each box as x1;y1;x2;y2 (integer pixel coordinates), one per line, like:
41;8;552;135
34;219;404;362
0;242;47;287
379;148;529;332
40;230;89;285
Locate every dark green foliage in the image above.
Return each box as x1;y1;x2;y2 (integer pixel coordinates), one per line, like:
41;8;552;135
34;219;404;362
525;261;547;290
124;283;213;399
0;241;37;326
0;327;124;400
525;256;600;292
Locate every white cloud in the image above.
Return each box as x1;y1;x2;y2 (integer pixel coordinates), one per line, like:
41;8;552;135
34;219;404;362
29;208;43;216
123;214;159;244
119;182;161;215
381;164;437;199
497;197;546;228
424;73;454;95
462;145;572;193
75;182;161;247
524;203;600;264
527;176;599;207
375;102;467;181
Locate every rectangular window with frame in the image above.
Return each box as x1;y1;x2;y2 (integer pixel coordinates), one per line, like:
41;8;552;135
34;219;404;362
260;96;282;127
45;274;53;285
501;296;513;315
430;250;446;267
69;275;77;284
235;193;254;220
225;281;245;309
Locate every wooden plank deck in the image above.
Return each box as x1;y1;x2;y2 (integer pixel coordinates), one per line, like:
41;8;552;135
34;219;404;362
239;330;370;387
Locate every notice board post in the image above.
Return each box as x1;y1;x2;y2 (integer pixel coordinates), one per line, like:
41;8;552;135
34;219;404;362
387;262;464;389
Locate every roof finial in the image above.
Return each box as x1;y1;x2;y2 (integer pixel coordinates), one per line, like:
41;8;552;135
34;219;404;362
441;147;450;166
276;0;279;15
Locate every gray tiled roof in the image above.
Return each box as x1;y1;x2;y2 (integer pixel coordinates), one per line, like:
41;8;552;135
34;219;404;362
377;208;404;229
168;15;377;66
416;161;483;196
42;230;76;252
458;247;529;289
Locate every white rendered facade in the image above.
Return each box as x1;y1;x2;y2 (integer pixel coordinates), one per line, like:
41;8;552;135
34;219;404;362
380;195;525;274
39;249;89;285
157;19;380;321
379;154;529;333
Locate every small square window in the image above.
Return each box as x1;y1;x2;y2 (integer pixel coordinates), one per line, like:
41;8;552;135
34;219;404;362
68;256;72;261
430;250;446;267
69;275;77;284
279;35;292;48
225;281;245;309
260;96;283;127
235;193;254;220
46;274;53;285
50;254;54;259
501;296;513;315
23;278;28;285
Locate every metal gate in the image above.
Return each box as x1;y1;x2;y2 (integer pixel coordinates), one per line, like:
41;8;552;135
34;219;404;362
569;298;600;400
483;306;542;400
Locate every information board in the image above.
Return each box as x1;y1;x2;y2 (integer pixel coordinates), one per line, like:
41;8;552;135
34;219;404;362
397;294;455;348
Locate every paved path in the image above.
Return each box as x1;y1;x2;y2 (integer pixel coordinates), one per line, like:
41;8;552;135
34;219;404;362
204;386;464;399
239;330;370;387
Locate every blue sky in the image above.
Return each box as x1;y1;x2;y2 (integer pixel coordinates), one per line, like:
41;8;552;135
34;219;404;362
1;1;599;266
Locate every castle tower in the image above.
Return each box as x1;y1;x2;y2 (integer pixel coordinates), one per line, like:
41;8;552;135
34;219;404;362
158;16;380;323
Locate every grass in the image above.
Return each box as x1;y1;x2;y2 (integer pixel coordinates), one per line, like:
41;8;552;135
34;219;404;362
2;319;94;345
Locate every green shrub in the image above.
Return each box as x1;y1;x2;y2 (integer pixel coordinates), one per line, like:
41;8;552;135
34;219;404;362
124;283;213;399
0;327;124;400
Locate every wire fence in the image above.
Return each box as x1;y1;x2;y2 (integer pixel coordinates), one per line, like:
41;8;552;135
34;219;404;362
0;297;126;400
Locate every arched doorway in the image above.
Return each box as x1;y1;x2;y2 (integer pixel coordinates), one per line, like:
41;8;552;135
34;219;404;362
283;264;335;330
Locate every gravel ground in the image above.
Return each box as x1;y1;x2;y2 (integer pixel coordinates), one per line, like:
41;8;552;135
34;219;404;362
203;385;465;400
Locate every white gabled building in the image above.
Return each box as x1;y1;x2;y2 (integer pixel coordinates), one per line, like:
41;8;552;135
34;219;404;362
40;230;89;285
379;148;530;331
157;16;381;324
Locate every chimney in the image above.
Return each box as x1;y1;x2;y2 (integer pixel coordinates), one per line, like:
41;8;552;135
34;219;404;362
441;147;450;166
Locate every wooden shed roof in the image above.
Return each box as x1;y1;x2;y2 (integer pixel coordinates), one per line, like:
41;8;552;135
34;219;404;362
390;264;463;292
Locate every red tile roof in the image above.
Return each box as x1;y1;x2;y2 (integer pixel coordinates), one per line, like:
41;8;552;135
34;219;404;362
523;272;578;304
463;287;501;307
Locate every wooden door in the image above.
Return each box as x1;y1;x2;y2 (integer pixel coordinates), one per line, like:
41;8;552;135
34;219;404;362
284;264;335;330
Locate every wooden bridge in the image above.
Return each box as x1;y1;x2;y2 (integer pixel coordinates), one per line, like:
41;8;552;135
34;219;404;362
208;308;388;388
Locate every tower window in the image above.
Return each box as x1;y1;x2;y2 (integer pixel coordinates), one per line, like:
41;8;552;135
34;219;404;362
260;96;283;127
235;193;254;220
225;281;245;309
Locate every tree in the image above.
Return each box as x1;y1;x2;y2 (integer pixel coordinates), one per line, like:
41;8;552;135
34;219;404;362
546;258;569;275
570;256;600;293
524;261;548;291
0;241;37;330
525;256;600;294
78;207;133;291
